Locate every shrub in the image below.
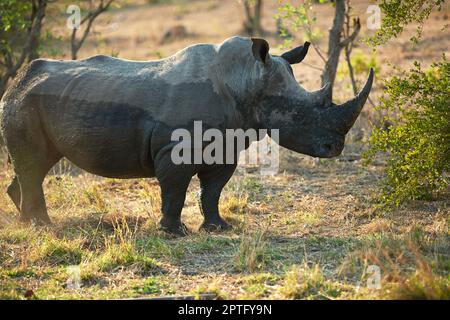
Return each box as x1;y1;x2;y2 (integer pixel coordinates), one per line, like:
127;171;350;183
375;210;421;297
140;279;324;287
365;57;450;207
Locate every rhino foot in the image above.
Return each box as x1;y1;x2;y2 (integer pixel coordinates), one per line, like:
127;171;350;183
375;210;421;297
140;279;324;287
160;221;190;237
200;219;232;233
19;214;52;226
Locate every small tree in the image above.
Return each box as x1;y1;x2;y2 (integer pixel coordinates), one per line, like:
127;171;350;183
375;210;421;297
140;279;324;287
278;0;361;98
342;0;360;96
0;0;48;97
321;0;360;95
70;0;114;60
242;0;264;36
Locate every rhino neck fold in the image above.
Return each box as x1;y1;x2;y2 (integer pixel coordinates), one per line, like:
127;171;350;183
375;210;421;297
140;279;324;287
256;94;307;150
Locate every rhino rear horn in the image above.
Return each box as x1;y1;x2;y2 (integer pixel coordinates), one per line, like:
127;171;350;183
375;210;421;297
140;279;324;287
281;41;310;64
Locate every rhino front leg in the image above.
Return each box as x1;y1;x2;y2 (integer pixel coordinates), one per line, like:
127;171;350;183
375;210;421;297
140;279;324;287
198;164;237;232
155;150;195;236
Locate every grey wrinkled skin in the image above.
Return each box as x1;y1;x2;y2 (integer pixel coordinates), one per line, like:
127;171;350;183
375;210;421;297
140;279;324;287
0;36;373;235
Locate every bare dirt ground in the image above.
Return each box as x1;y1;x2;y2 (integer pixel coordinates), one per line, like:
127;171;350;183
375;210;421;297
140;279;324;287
0;0;449;299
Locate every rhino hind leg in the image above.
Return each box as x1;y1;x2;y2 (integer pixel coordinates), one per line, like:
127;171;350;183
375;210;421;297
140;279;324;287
16;169;52;224
198;164;236;232
12;151;61;224
4;111;62;224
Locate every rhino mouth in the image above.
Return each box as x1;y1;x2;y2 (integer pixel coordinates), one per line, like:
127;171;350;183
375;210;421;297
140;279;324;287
314;139;345;158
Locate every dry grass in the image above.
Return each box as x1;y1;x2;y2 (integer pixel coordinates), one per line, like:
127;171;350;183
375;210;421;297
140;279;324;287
1;152;448;299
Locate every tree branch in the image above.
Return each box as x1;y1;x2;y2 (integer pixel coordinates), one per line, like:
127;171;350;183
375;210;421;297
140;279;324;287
343;0;358;95
71;0;114;60
8;0;47;78
301;62;324;71
0;0;48;96
340;17;361;47
311;41;327;65
243;1;253;24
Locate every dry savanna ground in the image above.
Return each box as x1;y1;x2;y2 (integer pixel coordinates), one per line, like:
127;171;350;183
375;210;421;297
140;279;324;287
0;0;449;299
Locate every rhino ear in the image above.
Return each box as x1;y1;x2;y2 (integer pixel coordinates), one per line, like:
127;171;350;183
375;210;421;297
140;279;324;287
281;41;310;64
251;38;270;64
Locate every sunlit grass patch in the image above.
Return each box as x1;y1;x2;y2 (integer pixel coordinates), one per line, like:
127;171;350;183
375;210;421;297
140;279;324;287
0;225;36;244
137;235;185;261
0;280;27;299
298;211;322;226
30;236;84;266
385;267;450;300
220;194;248;216
184;234;235;254
94;241;161;275
240;273;281;298
219;193;248;228
133;277;163;295
81;185;110;213
191;280;226;300
45;176;83;210
338;227;450;299
4;267;37;278
360;218;393;234
242;281;270;298
279;263;350;300
234;228;273;273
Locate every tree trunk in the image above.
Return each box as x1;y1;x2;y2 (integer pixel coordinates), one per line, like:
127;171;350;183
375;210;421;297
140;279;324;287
243;0;263;36
321;0;346;95
28;0;44;61
253;0;263;35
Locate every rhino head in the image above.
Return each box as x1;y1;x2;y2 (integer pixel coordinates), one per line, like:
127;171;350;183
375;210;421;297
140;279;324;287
221;37;373;158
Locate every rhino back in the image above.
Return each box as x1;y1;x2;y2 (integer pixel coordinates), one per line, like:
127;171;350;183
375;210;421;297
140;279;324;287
7;44;239;177
32;44;236;127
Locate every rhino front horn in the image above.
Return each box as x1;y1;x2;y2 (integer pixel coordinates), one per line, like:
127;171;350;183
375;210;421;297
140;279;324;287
334;68;374;133
281;41;310;64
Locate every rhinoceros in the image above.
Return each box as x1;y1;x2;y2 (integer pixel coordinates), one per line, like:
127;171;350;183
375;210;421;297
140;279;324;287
0;36;373;235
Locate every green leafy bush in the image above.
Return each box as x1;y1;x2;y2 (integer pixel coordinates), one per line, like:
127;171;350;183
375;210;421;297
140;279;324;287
365;57;450;207
367;0;447;45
